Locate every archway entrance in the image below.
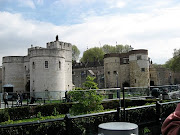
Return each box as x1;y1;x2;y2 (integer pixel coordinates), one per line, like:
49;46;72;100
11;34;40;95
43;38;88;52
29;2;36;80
150;81;155;86
3;84;14;92
123;82;130;87
25;80;30;92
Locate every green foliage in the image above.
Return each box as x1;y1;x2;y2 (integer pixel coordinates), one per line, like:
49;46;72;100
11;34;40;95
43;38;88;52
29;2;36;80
102;44;116;53
0;114;65;126
34;103;72;116
37;112;42;118
69;89;104;115
80;44;133;63
0;101;179;135
72;45;80;62
7;106;30;120
75;87;83;90
80;47;104;63
0;109;10;122
83;75;98;89
0;121;66;135
144;127;151;134
52;107;59;116
102;44;133;54
165;48;180;72
69;76;103;115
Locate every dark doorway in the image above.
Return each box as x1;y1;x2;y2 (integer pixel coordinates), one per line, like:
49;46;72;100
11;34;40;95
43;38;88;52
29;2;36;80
3;84;14;92
4;87;13;92
25;80;30;92
150;81;155;86
123;82;130;87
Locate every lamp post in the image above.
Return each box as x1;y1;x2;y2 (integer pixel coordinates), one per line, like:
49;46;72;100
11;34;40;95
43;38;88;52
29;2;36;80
116;72;121;110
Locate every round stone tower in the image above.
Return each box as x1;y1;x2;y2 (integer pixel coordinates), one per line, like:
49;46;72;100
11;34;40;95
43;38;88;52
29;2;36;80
129;49;150;87
104;54;120;88
28;37;72;98
2;36;72;99
2;56;25;92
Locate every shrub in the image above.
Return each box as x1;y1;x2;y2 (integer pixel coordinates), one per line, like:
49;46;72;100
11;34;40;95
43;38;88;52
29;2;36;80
0;109;10;122
7;106;30;120
69;90;104;115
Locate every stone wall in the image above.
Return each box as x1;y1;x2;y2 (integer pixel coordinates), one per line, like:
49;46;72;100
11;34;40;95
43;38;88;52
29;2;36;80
30;56;66;93
119;64;130;87
149;65;180;86
72;66;104;88
104;57;120;88
2;56;25;92
104;50;150;88
129;61;149;87
0;67;2;92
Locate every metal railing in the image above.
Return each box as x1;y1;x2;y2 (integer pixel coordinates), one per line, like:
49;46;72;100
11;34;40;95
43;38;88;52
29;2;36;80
0;100;180;135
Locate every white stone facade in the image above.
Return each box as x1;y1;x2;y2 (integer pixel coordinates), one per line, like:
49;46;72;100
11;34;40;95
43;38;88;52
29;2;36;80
2;36;72;98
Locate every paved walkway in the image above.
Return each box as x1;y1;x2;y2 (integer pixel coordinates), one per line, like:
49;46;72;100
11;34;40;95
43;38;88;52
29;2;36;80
0;101;28;109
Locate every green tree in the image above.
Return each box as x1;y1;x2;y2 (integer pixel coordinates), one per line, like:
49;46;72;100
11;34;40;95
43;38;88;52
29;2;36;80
72;45;80;62
165;48;180;72
102;44;116;54
69;76;103;115
102;44;133;54
80;47;104;63
80;44;133;63
116;44;133;53
83;75;98;89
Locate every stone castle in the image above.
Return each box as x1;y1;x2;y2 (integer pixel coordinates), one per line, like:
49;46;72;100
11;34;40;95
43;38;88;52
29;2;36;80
104;49;149;88
73;50;180;88
1;36;72;98
1;37;180;94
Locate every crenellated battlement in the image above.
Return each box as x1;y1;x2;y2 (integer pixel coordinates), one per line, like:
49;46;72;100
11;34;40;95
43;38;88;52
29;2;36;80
29;48;65;58
3;56;24;63
46;40;72;51
2;35;72;94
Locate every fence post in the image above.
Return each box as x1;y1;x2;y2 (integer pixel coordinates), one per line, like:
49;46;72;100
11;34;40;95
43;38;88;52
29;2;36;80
156;101;162;134
122;87;126;121
116;107;120;122
64;114;72;135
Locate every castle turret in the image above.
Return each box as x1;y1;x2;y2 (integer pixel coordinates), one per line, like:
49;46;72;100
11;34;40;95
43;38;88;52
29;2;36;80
29;37;72;97
2;36;72;99
129;50;150;87
104;54;120;88
104;49;150;88
2;56;25;92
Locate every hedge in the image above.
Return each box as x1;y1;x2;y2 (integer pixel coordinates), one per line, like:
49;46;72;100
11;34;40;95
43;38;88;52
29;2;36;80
0;101;180;135
0;99;158;123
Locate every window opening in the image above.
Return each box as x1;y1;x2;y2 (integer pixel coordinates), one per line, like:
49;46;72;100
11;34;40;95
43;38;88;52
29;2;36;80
141;68;145;72
59;61;61;69
45;61;48;68
137;55;142;60
32;62;35;69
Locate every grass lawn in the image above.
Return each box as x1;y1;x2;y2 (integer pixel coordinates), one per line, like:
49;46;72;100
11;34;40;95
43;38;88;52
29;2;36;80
0;114;65;125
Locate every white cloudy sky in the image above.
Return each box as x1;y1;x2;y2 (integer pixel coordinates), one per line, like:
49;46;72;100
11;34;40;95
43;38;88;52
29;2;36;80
0;0;180;66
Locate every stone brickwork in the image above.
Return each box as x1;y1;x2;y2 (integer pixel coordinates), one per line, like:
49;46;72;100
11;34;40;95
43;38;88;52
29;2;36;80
149;65;177;86
104;56;120;88
104;50;150;88
129;51;149;87
73;66;104;89
2;56;25;92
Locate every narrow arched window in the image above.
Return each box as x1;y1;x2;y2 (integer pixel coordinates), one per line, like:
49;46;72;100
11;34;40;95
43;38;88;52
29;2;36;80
45;61;48;68
59;61;61;69
32;62;35;69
